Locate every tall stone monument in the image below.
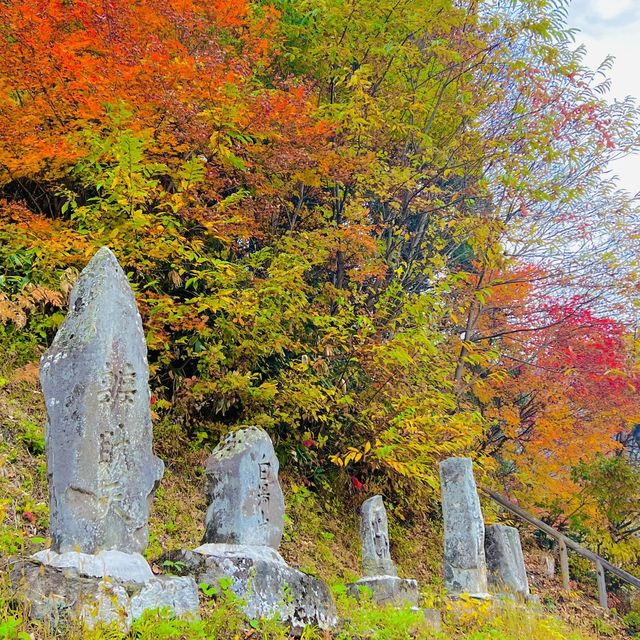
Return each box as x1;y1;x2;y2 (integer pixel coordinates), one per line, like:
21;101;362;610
347;496;419;606
11;247;198;629
485;524;530;598
162;426;337;631
439;457;489;597
41;246;164;554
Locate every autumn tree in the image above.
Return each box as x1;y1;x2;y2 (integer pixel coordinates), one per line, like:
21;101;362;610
1;0;639;521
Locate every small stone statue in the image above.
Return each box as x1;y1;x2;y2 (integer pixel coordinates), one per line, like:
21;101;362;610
347;495;419;606
361;495;397;577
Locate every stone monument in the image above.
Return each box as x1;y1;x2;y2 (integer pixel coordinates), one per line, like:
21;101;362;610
10;247;198;629
202;427;285;548
485;524;529;598
347;496;419;606
162;426;337;631
439;457;489;597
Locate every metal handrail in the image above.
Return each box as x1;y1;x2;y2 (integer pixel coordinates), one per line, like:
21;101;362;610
480;486;640;607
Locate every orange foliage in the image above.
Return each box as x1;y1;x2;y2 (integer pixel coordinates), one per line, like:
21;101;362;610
471;266;640;514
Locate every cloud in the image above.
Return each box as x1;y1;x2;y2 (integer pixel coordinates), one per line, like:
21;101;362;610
567;0;640;195
568;0;640;33
590;0;634;21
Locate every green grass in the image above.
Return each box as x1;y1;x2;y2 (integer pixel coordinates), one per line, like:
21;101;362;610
0;380;614;639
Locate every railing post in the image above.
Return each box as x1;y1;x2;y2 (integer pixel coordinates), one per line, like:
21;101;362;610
595;560;608;609
559;539;570;589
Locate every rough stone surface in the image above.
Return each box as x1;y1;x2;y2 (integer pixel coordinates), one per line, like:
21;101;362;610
422;608;442;632
31;549;153;583
81;581;131;630
485;524;529;597
10;557;198;631
439;457;488;596
130;577;200;620
12;247;197;631
540;553;555;578
347;576;418;606
360;495;397;577
203;427;285;548
192;427;336;631
40;246;164;554
193;544;337;631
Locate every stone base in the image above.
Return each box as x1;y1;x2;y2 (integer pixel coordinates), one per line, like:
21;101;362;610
450;591;492;600
188;543;337;631
526;594;541;607
347;575;419;606
422;607;442;632
10;550;199;630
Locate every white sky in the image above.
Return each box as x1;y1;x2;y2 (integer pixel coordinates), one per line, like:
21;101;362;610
566;0;640;195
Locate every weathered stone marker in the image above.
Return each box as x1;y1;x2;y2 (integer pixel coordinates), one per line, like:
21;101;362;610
360;495;397;577
187;426;337;631
40;246;164;554
347;495;419;606
11;247;198;629
540;552;556;578
203;427;285;548
485;524;530;597
439;457;489;597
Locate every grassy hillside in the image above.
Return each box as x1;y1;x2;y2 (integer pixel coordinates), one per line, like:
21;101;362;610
0;373;634;640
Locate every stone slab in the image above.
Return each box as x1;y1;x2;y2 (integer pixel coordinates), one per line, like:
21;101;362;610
40;246;163;554
485;524;530;597
203;427;285;549
31;549;153;583
130;577;200;620
10;556;198;631
347;576;419;607
193;543;337;630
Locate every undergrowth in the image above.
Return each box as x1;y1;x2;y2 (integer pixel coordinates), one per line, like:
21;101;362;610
0;570;602;640
0;377;623;639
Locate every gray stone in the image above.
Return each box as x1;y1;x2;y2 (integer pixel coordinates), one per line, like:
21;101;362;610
439;457;488;596
80;581;131;630
541;552;555;578
31;549;153;583
193;427;336;630
347;576;418;606
130;577;200;620
203;427;285;548
10;557;199;631
40;246;163;554
485;524;529;597
422;608;442;632
12;247;197;631
347;496;418;607
360;495;396;577
193;544;337;631
347;495;419;607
